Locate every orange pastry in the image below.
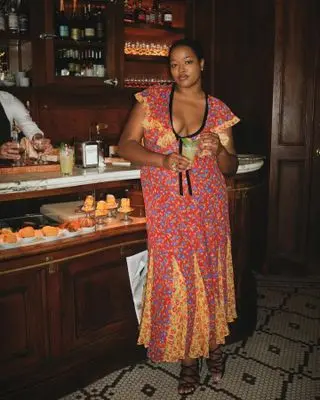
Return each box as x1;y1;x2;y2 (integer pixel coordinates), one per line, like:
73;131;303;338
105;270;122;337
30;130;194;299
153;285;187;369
95;200;107;217
3;231;18;243
60;220;80;232
79;217;95;228
19;226;35;238
3;232;17;243
119;198;132;212
42;226;59;237
1;228;12;234
81;195;95;212
106;194;117;208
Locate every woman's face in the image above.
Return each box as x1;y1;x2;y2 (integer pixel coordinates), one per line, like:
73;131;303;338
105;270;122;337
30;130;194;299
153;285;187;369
169;45;204;88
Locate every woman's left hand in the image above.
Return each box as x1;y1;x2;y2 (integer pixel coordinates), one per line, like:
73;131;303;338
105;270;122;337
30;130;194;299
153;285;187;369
198;133;223;158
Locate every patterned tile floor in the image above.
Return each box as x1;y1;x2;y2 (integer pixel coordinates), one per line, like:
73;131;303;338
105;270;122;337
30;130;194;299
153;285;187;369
60;275;320;400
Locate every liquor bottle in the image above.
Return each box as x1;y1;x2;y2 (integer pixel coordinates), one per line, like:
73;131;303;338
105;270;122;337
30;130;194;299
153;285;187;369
8;3;19;34
149;0;157;24
70;0;81;41
162;5;172;27
134;0;146;23
84;2;96;41
0;8;6;32
18;0;28;34
95;6;104;41
156;1;163;25
57;0;69;39
124;0;134;24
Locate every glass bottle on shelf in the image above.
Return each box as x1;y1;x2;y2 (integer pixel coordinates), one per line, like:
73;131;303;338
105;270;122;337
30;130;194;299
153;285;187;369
163;5;172;27
95;6;104;41
149;0;157;24
18;0;28;34
56;0;69;39
0;9;6;32
70;0;81;41
134;0;146;23
156;0;163;25
8;3;19;34
124;0;134;23
84;2;96;41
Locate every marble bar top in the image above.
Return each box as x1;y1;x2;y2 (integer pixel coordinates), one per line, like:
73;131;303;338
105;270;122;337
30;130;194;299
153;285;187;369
0;158;264;196
0;165;141;195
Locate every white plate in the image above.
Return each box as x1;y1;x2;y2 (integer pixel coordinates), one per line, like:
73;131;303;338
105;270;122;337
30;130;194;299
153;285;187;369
81;226;95;234
61;228;82;237
20;236;38;244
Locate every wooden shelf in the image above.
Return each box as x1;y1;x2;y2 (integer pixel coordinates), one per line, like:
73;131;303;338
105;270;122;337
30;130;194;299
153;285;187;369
125;54;168;63
0;32;31;44
124;22;184;34
54;39;105;48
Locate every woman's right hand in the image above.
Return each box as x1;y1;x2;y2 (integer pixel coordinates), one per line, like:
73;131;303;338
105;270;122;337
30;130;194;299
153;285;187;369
163;152;191;172
0;142;20;160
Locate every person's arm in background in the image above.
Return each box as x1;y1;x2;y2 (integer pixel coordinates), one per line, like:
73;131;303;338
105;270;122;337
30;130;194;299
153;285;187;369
9;93;44;140
10;94;52;154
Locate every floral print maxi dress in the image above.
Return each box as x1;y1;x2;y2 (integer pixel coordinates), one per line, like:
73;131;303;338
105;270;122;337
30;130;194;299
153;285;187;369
136;85;240;363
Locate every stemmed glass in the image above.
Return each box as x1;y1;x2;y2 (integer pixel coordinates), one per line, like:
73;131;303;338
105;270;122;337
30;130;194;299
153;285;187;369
11;129;25;167
32;135;48;164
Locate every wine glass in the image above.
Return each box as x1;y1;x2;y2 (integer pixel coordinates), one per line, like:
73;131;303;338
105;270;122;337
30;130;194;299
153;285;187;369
11;130;24;167
32;136;48;164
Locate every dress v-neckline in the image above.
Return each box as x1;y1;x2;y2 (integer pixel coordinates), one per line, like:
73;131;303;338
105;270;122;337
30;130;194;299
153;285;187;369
169;84;209;139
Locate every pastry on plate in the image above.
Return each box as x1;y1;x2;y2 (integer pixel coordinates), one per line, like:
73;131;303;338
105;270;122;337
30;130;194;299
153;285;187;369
79;217;95;228
3;231;18;243
95;200;108;216
106;194;117;208
60;220;81;232
42;226;60;237
81;195;95;212
19;226;35;238
118;198;133;213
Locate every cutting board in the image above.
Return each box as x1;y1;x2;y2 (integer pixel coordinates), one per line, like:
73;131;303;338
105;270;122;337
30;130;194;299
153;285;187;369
0;163;60;175
40;201;85;223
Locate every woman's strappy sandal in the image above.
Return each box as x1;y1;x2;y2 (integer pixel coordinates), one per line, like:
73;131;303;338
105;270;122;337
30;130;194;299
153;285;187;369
206;346;225;383
178;360;200;395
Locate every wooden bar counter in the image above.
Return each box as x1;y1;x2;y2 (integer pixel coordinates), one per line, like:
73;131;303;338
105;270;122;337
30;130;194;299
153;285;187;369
0;162;265;400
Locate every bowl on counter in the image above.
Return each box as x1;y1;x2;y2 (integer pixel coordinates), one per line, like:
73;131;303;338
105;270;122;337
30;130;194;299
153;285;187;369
237;154;265;174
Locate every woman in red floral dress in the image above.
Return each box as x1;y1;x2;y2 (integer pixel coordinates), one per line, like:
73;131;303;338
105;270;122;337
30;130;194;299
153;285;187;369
119;38;240;396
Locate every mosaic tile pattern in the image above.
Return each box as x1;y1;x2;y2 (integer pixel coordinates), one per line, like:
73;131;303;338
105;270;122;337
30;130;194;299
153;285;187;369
60;276;320;400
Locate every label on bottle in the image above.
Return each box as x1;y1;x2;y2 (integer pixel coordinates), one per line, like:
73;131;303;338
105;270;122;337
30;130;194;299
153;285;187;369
71;28;80;40
164;13;172;22
96;23;104;39
59;25;69;38
19;14;28;33
8;13;18;32
85;28;95;38
0;13;5;31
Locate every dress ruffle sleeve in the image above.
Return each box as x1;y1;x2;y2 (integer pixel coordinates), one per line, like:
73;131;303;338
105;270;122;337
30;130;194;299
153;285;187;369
209;97;240;133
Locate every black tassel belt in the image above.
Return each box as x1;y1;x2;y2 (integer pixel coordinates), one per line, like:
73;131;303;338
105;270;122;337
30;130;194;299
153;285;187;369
177;137;192;196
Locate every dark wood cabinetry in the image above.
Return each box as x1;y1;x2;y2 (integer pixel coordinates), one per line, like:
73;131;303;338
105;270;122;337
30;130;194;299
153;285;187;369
267;0;319;274
0;229;147;400
0;270;47;379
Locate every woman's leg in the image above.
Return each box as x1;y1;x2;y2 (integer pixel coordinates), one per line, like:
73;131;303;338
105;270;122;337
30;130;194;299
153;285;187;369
207;340;224;383
178;356;200;395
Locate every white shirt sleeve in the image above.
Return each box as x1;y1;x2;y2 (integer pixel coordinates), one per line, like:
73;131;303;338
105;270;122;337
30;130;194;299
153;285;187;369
0;91;44;140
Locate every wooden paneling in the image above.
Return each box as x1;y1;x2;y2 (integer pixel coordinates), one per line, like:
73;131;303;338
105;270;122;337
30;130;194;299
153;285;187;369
0;270;47;379
277;160;305;256
267;0;318;273
213;0;275;156
60;244;141;352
